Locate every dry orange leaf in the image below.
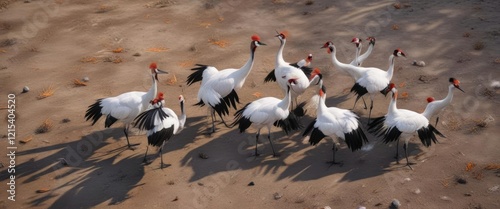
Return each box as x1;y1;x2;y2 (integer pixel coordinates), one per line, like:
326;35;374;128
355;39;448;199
218;16;224;22
398;82;406;88
20;135;33;143
252;92;262;98
208;39;229;48
200;22;212;28
80;56;98;63
73;79;87;87
400;92;409;98
392;24;400;30
112;47;124;53
466;162;476;171
178;60;195;67
495;58;500;64
0;49;6;53
484;164;500;170
146;47;169;52
166;74;177;85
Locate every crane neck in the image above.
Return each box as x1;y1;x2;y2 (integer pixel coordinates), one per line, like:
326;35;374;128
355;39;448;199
360;42;374;59
353;43;362;66
444;84;455;103
144;74;158;110
177;99;186;134
317;94;328;114
330;45;352;70
233;42;257;81
388;90;398;114
278;86;293;111
276;38;286;67
385;54;396;80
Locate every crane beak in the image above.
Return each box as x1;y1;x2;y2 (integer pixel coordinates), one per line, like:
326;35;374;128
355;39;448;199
156;69;169;74
456;85;465;93
258;41;266;46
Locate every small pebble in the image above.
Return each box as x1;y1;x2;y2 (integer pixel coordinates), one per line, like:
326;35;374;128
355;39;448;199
197;182;204;186
273;192;282;200
323;206;332;209
172;196;178;202
491;80;500;89
199;152;209;159
414;189;421;194
412;60;426;67
61;118;71;123
390;199;401;208
404;177;411;182
358;206;366;209
247;181;255;186
22;86;30;93
133;52;141;57
456;178;467;184
464;193;472;197
488;185;499;192
82;76;90;82
440;196;452;201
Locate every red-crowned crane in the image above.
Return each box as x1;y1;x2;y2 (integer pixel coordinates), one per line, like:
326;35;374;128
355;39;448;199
231;78;303;157
85;63;168;150
422;77;465;127
350;37;376;67
264;31;314;109
349;48;406;122
368;84;446;169
133;93;186;168
302;81;368;165
186;35;266;133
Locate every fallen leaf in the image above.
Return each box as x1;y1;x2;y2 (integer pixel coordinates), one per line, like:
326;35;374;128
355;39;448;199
80;56;99;63
398;82;406;88
73;79;87;87
252;92;262;98
392;24;399;30
20;135;33;143
178;60;195;67
400;92;409;98
208;39;229;48
200;22;211;28
166;74;177;85
484;164;500;170
466;162;475;171
146;47;169;52
112;47;123;53
0;49;6;53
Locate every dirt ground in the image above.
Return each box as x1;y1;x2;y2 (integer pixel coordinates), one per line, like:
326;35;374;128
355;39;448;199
1;0;499;208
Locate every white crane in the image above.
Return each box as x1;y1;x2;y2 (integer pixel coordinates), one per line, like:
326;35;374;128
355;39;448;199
422;77;465;127
85;62;168;150
264;31;315;109
302;81;368;165
186;35;266;133
350;37;376;67
231;79;302;157
349;48;406;122
134;93;186;168
368;84;446;169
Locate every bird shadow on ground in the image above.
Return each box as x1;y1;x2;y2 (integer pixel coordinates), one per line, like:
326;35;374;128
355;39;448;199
0;127;147;208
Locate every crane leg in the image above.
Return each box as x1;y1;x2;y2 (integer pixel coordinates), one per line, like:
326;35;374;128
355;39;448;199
124;125;139;150
143;146;151;164
327;143;343;167
394;138;400;163
367;100;374;123
361;96;368;109
207;109;216;134
403;142;415;170
267;128;279;157
158;141;169;169
253;129;261;156
435;117;440;128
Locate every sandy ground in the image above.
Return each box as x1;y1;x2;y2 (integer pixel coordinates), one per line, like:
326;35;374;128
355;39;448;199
1;0;500;208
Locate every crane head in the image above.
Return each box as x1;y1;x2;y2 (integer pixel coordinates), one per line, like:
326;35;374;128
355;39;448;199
382;83;396;96
321;42;334;54
449;78;465;92
367;37;376;45
178;95;184;102
149;62;157;70
306;53;313;63
251;34;266;48
275;30;288;40
310;68;322;80
393;49;406;57
351;37;361;47
427;97;435;103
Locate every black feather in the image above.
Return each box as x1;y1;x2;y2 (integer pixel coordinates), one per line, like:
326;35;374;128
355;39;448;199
274;111;302;134
383;127;402;144
186;64;210;86
343;121;369;151
134;106;170;131
85;99;103;126
350;83;368;104
148;126;174;147
367;116;387;137
232;103;252;132
309;127;326;145
105;115;118;128
302;119;317;137
264;69;276;82
213;89;240;118
292;101;307;117
299;66;313;78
